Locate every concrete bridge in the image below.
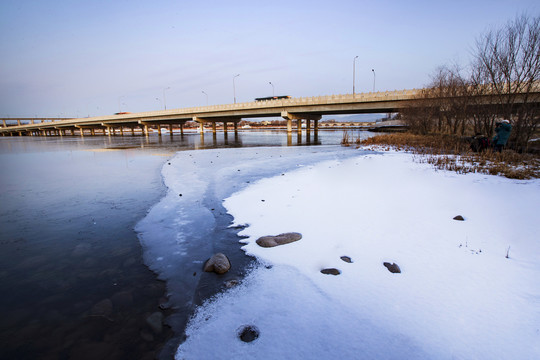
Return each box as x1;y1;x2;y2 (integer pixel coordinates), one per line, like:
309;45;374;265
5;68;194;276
2;85;538;137
0;89;419;137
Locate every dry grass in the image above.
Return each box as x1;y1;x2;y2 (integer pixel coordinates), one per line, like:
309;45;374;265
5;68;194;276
361;133;540;179
341;130;351;146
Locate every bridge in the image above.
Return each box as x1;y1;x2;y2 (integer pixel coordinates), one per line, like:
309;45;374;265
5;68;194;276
0;89;419;137
1;85;538;137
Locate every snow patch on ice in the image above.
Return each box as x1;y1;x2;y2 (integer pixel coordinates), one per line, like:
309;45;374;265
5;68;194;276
177;149;540;359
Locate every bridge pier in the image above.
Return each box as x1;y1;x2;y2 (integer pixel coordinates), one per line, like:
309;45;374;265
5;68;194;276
281;111;321;145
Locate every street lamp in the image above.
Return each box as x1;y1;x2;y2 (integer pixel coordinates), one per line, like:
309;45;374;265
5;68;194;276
233;74;240;104
202;91;208;106
163;87;170;110
269;81;274;97
353;56;359;95
372;69;376;92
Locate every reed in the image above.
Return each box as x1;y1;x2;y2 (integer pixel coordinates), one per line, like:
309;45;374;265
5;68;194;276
361;133;540;179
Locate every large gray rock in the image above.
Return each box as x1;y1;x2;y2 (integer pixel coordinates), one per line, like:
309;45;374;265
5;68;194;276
203;253;231;274
256;232;302;248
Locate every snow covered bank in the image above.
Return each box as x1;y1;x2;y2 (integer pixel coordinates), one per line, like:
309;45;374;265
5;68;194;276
177;149;540;359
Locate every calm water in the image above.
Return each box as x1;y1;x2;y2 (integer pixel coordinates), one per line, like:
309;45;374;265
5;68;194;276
0;130;368;359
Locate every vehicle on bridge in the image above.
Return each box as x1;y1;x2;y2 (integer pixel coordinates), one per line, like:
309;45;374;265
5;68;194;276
254;95;291;101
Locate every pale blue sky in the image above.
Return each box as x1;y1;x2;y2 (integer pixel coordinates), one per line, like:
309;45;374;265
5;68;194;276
1;0;538;118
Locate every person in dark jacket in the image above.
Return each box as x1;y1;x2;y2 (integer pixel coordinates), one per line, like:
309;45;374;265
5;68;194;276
492;119;512;152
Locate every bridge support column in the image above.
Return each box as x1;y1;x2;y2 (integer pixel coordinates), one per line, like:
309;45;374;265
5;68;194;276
234;121;238;134
131;127;135;136
212;122;217;134
157;125;162;137
180;123;184;135
223;121;228;133
17;120;21;126
169;124;173;136
199;122;204;133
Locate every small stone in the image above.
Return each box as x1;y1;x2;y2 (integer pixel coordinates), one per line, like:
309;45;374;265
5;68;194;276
238;325;259;343
111;291;133;308
321;268;341;275
140;329;154;342
453;215;465;221
90;299;113;317
383;262;401;274
225;280;239;288
146;312;163;334
179;194;182;197
72;243;92;257
340;256;353;263
256;232;302;248
203;253;231;274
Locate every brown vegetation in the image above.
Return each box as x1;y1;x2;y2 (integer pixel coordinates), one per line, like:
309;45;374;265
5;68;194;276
361;133;540;179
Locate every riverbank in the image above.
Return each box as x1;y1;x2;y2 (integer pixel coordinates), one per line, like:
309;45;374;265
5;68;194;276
360;133;540;179
176;148;540;359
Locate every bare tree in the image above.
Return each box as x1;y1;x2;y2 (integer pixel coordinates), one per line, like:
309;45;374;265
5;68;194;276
472;15;540;150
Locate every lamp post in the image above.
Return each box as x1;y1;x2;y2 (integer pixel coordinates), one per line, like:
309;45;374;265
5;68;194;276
352;56;359;95
233;74;240;104
202;91;208;106
163;87;170;110
269;81;274;97
372;69;376;92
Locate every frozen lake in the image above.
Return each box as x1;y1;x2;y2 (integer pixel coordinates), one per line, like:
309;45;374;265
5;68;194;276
0;129;367;359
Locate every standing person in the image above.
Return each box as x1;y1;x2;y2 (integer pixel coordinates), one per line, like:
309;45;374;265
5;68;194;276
492;119;512;152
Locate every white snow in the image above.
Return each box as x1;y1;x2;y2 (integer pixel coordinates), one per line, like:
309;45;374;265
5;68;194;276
175;148;540;360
